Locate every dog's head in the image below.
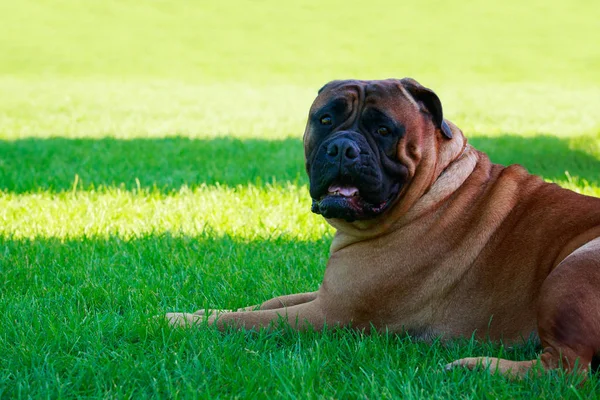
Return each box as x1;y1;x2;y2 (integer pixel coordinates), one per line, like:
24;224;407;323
303;78;457;223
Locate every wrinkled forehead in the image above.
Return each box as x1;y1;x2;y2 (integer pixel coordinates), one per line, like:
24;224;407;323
311;79;416;113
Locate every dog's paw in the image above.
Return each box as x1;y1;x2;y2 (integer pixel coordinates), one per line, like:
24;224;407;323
444;357;535;378
193;308;233;316
165;312;205;328
444;357;490;372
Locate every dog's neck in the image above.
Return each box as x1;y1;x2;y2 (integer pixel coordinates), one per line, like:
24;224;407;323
328;121;476;252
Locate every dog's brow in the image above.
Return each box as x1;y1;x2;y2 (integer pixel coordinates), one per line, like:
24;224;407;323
362;108;406;136
364;108;395;124
314;97;348;116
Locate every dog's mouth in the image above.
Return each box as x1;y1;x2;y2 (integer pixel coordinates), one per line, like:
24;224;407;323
311;183;399;222
326;184;360;199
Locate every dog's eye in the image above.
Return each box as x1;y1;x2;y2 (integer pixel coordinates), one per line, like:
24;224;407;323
377;126;390;136
320;115;332;125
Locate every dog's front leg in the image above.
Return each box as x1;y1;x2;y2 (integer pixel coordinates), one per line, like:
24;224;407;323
193;291;319;315
167;298;326;331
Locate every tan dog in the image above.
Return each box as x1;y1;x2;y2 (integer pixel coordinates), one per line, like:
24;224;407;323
167;78;600;377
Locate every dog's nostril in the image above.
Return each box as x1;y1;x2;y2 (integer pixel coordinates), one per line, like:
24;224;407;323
327;139;359;161
345;145;359;159
327;143;339;157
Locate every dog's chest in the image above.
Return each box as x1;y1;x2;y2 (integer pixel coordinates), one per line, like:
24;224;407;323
319;230;466;329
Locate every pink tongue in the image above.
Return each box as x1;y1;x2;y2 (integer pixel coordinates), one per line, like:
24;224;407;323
328;184;359;197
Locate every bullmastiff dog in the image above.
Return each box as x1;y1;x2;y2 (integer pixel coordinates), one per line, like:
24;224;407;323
167;78;600;377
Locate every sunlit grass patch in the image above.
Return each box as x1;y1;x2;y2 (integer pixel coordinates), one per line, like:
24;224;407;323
2;0;599;85
2;79;600;140
0;184;331;240
0;79;314;140
550;175;600;197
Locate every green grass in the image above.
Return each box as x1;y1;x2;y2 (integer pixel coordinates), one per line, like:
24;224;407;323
1;0;600;398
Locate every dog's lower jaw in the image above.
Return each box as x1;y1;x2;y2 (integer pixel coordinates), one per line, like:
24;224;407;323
311;184;401;222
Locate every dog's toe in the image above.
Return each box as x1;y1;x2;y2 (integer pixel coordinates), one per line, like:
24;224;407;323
445;357;490;371
193;308;233;316
165;312;203;327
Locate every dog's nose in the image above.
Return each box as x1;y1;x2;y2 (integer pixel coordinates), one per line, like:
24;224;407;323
326;138;360;163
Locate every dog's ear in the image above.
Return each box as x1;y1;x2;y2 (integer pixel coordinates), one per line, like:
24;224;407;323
400;78;453;139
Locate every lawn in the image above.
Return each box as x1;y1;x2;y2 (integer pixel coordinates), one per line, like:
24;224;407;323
1;0;600;398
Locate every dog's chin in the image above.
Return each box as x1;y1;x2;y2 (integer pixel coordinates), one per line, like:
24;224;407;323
313;195;364;222
311;185;397;222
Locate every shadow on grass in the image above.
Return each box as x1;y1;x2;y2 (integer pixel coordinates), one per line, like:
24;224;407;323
0;134;598;193
0;137;306;193
0;233;327;397
470;134;600;185
0;233;329;313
